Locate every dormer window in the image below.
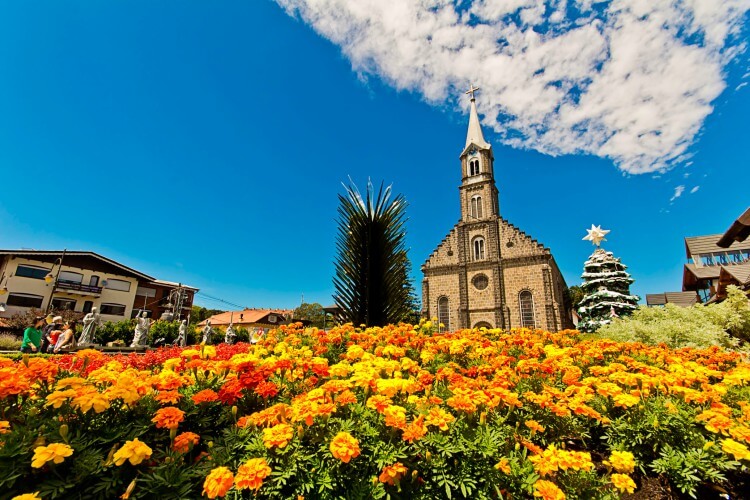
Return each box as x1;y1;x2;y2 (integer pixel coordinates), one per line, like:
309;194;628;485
469;159;480;176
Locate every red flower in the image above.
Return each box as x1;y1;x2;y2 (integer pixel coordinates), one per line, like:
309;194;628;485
254;381;279;398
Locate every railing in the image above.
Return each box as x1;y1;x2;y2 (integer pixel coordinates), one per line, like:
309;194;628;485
56;280;103;294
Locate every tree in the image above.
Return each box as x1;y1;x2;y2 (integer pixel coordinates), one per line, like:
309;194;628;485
190;306;224;325
598;286;750;348
577;248;639;332
292;303;325;328
333;180;417;327
564;285;585;313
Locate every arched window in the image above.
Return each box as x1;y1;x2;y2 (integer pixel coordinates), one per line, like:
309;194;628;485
474;321;492;329
437;296;450;333
469;159;480;176
519;290;535;328
473;237;485;261
470;195;483;219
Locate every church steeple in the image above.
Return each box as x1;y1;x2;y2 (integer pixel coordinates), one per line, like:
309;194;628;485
465;84;491;150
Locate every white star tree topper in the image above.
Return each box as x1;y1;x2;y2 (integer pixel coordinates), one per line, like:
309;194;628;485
583;224;610;247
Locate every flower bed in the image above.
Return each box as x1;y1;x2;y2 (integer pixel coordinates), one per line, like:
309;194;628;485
1;323;749;499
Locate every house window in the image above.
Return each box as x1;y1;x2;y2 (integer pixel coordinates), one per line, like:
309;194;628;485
700;254;713;266
474;321;492;329
82;301;94;314
469;159;480;176
89;275;100;287
15;265;51;280
51;298;77;311
473;237;485;261
58;271;83;284
470;195;483;219
519;290;535;328
100;303;126;316
105;279;131;292
7;293;45;308
135;286;157;298
437;296;450;332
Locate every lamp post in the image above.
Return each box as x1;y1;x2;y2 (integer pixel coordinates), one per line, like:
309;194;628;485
45;249;66;314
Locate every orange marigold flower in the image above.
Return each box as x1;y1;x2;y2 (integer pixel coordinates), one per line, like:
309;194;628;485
366;395;392;413
262;423;294;449
610;473;636;494
494;458;511;474
0;420;10;434
113;438;152;466
172;432;200;454
235;458;272;491
202;466;234;499
425;407;455;431
336;390;358;406
525;420;546;433
152;406;185;430
155;390;183;405
402;416;428;443
383;405;407;430
192;389;219;405
31;443;73;468
379;462;408;485
533;479;565;500
330;431;360;463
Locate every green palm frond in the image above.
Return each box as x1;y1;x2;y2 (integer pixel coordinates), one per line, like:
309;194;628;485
333;179;416;327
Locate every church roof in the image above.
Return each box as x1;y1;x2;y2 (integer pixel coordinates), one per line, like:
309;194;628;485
464;95;491;152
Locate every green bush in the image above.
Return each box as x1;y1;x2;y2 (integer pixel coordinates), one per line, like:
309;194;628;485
597;286;750;349
0;333;21;350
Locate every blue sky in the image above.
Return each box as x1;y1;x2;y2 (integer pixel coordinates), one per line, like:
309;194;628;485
0;1;748;311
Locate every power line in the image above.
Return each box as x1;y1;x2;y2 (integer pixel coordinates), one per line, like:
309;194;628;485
195;291;245;310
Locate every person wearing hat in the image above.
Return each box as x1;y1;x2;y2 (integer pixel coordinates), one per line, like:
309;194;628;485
41;315;64;353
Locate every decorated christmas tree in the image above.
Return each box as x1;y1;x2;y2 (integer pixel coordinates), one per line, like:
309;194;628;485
577;225;640;332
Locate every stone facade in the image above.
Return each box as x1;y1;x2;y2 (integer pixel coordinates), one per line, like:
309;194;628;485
421;95;572;332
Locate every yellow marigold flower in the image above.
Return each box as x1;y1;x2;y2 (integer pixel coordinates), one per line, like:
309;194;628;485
201;345;217;359
113;438;153;466
533;479;565;500
235;458;272;491
72;389;110;414
525;420;546;433
262;423;294;449
11;493;42;500
0;420;10;434
605;450;636;473
45;389;77;409
181;349;200;359
202;466;234;498
31;443;73;468
379;462;408;485
152;406;185;430
494;458;511;474
721;438;750;461
330;431;360;463
612;393;639;408
610;473;636;494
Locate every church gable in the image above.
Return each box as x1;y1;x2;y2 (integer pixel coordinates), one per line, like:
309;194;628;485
499;218;550;259
423;224;460;269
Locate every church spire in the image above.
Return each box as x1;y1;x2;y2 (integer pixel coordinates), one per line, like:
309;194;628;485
465;84;491;150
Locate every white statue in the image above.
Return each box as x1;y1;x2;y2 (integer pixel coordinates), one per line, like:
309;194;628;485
176;319;187;346
131;311;151;347
201;320;213;344
78;307;101;345
224;324;236;344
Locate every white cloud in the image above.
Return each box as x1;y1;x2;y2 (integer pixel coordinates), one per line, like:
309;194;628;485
670;184;686;201
690;185;700;193
275;0;749;173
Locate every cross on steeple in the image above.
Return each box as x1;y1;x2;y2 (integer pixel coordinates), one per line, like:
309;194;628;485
465;83;480;101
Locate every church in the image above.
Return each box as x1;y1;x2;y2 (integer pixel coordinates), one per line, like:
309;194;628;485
421;87;572;332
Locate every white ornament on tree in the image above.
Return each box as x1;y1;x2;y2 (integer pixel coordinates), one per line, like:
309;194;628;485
582;224;610;247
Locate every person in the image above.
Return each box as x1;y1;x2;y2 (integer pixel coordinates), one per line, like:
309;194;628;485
53;320;78;353
41;316;63;353
79;307;101;345
20;316;45;354
131;311;151;347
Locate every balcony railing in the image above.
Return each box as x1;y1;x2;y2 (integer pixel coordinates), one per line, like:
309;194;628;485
56;280;103;294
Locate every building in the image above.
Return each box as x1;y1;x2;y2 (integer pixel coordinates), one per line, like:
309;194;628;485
0;249;197;322
717;207;750;248
682;235;750;302
197;308;291;331
133;280;198;320
645;292;699;307
421;89;572;332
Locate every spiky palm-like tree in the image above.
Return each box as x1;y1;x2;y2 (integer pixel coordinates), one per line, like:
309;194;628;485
333;180;416;327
